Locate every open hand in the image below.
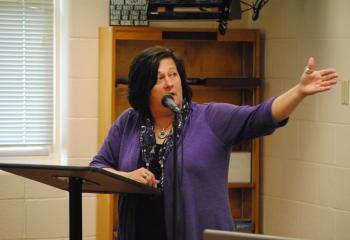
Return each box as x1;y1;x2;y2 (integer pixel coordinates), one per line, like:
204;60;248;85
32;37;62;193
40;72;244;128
298;57;338;96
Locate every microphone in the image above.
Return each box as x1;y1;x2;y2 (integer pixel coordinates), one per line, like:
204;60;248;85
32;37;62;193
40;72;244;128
161;95;181;113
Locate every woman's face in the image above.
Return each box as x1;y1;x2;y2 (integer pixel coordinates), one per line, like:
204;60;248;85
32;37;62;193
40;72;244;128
149;57;183;116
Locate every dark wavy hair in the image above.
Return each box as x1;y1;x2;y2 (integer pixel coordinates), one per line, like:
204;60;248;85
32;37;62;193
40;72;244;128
128;46;192;116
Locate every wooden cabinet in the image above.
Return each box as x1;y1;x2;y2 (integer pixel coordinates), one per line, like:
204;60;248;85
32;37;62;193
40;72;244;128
97;26;261;239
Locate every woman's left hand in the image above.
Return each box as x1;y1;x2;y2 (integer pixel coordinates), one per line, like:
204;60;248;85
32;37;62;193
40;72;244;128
298;57;338;96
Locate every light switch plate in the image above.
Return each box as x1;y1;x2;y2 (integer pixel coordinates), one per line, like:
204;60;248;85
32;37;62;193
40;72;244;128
341;80;349;105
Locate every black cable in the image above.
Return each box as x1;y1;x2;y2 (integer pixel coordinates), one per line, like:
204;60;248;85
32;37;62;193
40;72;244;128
240;0;253;8
180;123;186;239
252;0;263;20
172;114;179;240
218;19;227;35
172;112;186;240
240;0;269;21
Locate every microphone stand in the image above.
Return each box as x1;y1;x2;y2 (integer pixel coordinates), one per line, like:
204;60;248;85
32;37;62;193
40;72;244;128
172;111;181;240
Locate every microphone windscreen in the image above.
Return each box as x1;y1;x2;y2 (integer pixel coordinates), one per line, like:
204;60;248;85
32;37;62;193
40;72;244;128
161;95;174;108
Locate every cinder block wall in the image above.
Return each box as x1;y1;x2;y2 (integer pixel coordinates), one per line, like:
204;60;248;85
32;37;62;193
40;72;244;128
249;1;350;239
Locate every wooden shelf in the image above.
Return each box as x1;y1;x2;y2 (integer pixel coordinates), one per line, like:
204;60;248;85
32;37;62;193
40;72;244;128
189;77;260;88
117;77;260;88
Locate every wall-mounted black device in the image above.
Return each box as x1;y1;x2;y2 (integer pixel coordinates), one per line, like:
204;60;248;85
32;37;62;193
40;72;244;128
147;0;241;21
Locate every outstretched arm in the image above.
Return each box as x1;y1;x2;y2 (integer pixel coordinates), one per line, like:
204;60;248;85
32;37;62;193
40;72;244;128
271;57;338;122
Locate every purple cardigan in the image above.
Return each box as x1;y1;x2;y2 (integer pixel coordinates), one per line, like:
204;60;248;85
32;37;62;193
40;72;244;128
90;99;287;240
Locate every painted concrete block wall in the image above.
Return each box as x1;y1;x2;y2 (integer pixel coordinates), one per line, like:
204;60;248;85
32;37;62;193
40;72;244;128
249;1;350;239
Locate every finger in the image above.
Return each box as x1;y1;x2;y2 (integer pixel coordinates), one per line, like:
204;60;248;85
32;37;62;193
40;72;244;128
304;57;315;75
141;172;148;180
320;85;332;91
139;168;151;179
324;73;338;81
141;172;154;182
146;174;159;188
140;168;155;179
152;180;160;188
139;175;153;186
320;79;337;88
148;172;156;181
151;178;159;187
148;176;158;187
136;175;148;184
319;73;338;85
144;170;157;181
306;57;315;70
138;168;160;187
140;172;157;187
319;68;337;76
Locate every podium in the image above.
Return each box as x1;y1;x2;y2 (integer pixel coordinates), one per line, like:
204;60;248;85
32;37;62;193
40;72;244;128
0;163;160;240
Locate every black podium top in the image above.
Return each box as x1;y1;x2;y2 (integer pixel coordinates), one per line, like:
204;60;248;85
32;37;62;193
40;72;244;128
0;163;160;195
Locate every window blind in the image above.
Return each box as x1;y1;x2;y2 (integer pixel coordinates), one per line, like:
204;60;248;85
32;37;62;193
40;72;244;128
0;0;54;156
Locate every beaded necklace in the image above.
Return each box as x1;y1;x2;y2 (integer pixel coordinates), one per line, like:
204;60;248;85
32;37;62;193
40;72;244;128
139;101;190;190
